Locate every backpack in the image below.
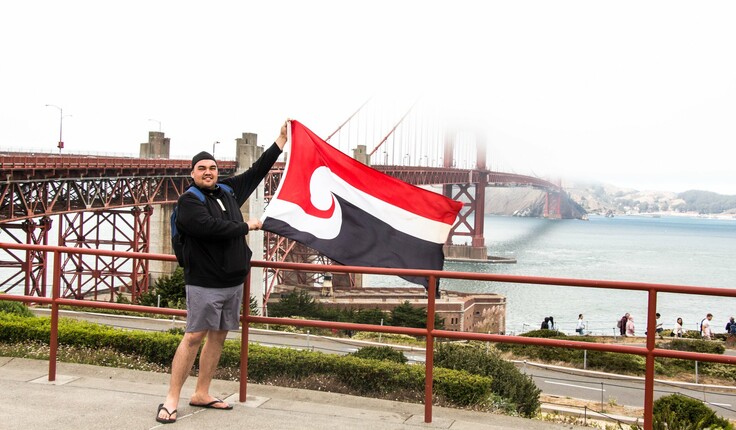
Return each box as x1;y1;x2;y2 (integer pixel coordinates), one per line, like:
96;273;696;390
171;184;233;267
617;318;623;329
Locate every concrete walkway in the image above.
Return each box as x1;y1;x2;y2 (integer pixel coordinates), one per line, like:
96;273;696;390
0;356;589;430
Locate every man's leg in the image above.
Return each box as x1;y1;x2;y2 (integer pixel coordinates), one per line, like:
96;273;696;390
158;331;207;421
190;329;229;407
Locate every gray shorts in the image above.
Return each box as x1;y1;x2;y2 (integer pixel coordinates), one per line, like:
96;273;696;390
185;284;243;333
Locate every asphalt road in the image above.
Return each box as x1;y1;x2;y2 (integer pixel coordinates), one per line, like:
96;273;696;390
519;362;736;420
29;308;736;421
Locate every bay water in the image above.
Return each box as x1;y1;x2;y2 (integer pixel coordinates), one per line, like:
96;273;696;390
370;214;736;336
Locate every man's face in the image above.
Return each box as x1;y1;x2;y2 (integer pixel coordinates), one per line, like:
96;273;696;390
192;160;218;190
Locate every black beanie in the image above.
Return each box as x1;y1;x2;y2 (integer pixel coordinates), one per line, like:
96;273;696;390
191;151;216;168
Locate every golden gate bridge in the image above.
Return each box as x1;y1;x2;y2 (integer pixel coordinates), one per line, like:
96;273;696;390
0;99;574;302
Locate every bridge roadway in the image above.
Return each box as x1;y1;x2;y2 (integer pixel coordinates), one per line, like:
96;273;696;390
0;153;561;224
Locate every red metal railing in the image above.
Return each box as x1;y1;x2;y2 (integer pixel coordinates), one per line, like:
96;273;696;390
1;242;735;430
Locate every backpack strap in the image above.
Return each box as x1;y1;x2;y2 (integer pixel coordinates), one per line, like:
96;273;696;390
185;186;206;203
185;184;233;204
218;183;234;197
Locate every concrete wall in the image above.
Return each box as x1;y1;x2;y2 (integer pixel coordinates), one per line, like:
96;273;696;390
141;131;175;285
235;132;266;312
140;131;170;159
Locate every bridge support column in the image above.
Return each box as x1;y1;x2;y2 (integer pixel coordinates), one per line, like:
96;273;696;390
544;191;562;219
139;131;170;158
149;203;176;286
142;131;175;285
236;133;266;313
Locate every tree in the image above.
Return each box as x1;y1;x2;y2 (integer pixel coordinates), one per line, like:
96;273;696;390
138;267;186;309
268;290;321;318
353;308;388;325
390;301;444;329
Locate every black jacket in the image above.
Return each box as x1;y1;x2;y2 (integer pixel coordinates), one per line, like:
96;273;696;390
176;143;282;288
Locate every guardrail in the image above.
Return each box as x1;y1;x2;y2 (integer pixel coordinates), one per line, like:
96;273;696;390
0;242;734;430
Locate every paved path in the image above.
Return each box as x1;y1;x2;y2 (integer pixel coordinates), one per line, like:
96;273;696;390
0;356;591;430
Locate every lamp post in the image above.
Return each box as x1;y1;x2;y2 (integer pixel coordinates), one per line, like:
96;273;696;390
212;141;220;157
45;104;69;153
147;118;161;132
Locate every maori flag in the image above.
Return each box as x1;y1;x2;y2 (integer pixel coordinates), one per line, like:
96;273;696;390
261;120;462;288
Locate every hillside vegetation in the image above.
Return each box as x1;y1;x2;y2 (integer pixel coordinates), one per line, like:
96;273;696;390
497;182;736;216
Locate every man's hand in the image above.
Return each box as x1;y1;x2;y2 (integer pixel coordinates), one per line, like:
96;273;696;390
246;218;262;231
275;119;290;149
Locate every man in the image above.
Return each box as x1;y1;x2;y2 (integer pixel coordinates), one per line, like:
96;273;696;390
618;312;629;336
645;312;664;338
156;121;288;424
701;313;713;340
726;316;735;335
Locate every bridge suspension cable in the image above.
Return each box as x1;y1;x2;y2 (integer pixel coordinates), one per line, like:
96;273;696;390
368;98;419;157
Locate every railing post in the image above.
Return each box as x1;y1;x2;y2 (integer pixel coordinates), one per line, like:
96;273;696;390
424;275;437;423
643;288;658;430
48;250;61;381
239;273;251;402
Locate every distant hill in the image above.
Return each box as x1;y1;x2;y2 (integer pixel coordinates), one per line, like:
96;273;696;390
434;184;736;218
677;190;736;214
564;182;736;216
484;187;587;219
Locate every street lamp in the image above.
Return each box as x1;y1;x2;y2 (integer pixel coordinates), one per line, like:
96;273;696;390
45;104;70;153
212;141;220;157
147;118;161;132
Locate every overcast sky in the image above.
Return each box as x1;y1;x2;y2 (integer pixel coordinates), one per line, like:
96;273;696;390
1;1;734;194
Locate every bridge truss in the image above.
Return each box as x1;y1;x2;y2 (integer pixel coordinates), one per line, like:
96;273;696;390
1;106;568;303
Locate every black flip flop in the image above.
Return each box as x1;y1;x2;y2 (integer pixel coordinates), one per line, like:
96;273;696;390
156;403;177;424
189;398;233;410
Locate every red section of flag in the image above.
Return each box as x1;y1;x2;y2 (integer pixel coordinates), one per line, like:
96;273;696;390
277;120;462;225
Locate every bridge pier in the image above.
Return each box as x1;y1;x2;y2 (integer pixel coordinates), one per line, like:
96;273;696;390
441;129;490;262
443;244;488;260
236;133;266;313
142;131;176;285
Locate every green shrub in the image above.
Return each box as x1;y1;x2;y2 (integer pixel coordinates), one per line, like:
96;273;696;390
585;351;651;374
0;313;490;409
517;329;569;339
651;394;733;430
349;346;408;364
497;331;647;375
243;343;491;406
0;298;35;318
664;338;726;355
434;342;540;417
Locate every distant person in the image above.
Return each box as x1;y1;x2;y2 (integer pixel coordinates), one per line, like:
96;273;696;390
726;316;735;335
646;312;664;338
700;313;713;340
576;314;585;335
673;317;684;338
541;317;550;330
618;312;630;336
548;316;555;331
626;315;635;337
